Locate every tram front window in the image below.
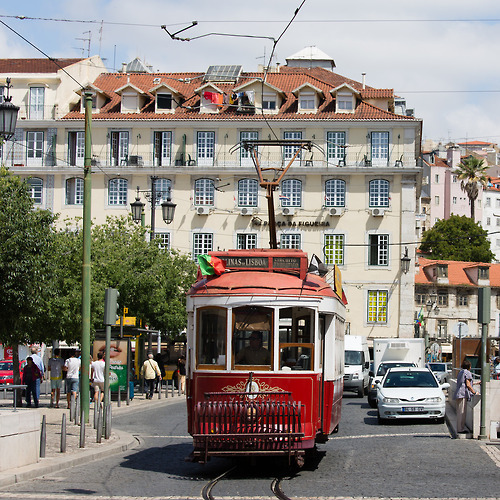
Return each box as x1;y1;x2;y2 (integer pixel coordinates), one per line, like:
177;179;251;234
196;307;227;368
233;306;273;370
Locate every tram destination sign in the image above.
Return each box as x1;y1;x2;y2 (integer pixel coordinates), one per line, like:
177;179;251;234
223;256;301;271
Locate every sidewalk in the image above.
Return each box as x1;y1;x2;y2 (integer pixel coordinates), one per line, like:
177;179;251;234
0;385;185;488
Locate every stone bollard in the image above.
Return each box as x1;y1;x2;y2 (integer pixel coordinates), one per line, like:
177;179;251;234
61;413;67;453
79;408;85;448
117;387;121;407
96;405;102;443
70;393;76;421
40;415;46;458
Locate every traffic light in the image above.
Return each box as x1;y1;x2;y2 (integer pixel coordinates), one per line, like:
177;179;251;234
104;288;120;325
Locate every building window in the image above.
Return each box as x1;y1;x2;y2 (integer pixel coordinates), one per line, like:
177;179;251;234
197;131;215;166
110;131;129;166
453;175;457;182
156;93;172;111
193;233;213;259
478;267;489;279
337;93;353;111
497;218;500;227
237;233;257;249
281;179;302;207
370;131;389;165
325;179;346;207
238;178;258;207
437;264;448;278
155;232;170;250
324;234;344;265
435;196;440;205
194;178;215;206
29;87;44;120
262;94;276;110
437;320;448;339
326;132;346;162
415;289;426;305
68;131;85;166
487;217;491;226
65;177;84;205
108;178;128;206
280;233;301;249
486;197;491;207
437;292;448;307
283;131;302;161
27;131;44;166
299;93;315;110
240;131;258;165
367;290;388;323
452;196;457;204
457;293;468;306
435;174;439;183
26;177;43;204
369;234;389;266
369;179;389;207
153;178;172;205
121;93;138;113
154;131;172;166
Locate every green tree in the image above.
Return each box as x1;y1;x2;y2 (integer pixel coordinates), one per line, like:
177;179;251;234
453;155;489;221
419;215;494;262
0;167;58;390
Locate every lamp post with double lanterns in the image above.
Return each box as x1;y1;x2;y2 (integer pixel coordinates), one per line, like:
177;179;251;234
0;78;19;140
424;293;438;358
130;176;176;241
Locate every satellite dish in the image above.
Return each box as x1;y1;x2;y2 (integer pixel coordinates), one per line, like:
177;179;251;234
452;321;469;338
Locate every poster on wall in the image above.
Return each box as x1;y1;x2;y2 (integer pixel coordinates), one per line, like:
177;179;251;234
92;340;128;392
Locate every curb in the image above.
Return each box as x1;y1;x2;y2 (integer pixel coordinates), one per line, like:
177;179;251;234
0;428;138;488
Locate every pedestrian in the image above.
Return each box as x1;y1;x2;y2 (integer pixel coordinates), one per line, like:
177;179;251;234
63;349;81;409
48;348;65;408
177;355;186;394
22;357;41;408
154;353;165;393
494;357;500;380
453;359;478;434
29;346;45;401
141;354;161;400
91;351;106;404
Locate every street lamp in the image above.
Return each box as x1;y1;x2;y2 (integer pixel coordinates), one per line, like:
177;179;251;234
0;78;19;140
130;176;176;241
401;246;411;274
424;293;438;357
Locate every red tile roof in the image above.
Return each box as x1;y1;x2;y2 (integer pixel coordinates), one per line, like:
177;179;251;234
62;68;418;123
416;257;500;287
0;58;84;73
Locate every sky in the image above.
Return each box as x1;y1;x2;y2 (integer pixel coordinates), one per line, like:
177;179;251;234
2;0;500;146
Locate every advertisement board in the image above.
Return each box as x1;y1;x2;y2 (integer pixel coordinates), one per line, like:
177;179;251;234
92;340;129;392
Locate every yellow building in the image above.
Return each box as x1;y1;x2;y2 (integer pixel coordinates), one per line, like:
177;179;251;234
0;53;422;344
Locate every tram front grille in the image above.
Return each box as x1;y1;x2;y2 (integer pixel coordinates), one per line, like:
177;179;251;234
193;391;303;451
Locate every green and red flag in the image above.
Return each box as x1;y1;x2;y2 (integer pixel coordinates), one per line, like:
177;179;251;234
197;254;226;276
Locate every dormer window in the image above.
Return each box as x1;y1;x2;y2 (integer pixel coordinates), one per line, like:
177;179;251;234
299;92;315;111
157;93;172;111
478;267;489;279
262;94;276;110
337;92;354;112
437;264;448;278
121;92;139;113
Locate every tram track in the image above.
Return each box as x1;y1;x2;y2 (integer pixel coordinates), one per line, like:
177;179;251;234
202;465;293;500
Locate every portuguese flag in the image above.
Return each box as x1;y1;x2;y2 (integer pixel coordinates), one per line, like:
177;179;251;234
197;254;226;276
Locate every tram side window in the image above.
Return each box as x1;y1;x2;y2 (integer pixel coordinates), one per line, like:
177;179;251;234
279;307;314;371
233;306;273;369
197;307;227;368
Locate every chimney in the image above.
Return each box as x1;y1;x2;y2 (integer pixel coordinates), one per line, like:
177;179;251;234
121;62;127;73
447;145;461;169
362;73;366;90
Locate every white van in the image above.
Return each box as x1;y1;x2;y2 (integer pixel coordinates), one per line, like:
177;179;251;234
343;335;370;397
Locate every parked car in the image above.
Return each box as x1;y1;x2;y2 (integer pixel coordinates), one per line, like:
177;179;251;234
367;361;417;408
0;360;26;385
376;367;449;424
426;362;452;384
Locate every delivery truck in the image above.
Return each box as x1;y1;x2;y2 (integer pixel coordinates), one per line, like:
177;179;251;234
367;338;425;407
343;335;370;397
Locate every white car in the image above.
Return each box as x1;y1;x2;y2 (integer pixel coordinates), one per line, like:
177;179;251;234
376;367;449;423
426;362;452;384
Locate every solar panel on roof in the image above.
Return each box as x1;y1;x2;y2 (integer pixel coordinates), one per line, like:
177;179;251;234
204;65;242;82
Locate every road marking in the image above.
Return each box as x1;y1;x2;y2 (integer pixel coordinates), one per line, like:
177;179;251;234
480;444;500;468
334;432;449;439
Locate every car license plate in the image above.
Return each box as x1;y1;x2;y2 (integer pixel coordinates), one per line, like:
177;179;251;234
402;407;424;412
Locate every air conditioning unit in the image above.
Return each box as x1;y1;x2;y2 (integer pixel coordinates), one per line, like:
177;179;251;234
371;208;385;217
239;207;255;216
282;207;295;216
328;207;344;216
196;206;210;215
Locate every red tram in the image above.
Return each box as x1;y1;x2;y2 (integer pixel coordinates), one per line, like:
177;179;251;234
186;248;346;466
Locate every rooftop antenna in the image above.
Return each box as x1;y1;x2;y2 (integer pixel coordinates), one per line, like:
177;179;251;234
76;31;91;58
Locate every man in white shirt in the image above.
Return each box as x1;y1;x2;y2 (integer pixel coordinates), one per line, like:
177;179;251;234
91;351;106;403
29;346;45;401
63;350;81;409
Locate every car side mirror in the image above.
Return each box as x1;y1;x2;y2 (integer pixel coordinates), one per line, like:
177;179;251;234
440;382;450;390
375;379;380;384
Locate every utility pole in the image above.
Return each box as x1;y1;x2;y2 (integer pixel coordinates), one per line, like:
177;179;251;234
81;91;93;423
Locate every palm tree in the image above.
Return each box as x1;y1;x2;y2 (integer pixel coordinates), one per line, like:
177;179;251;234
453;155;489;221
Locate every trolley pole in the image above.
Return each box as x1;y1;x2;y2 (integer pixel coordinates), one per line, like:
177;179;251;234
81;91;93;424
